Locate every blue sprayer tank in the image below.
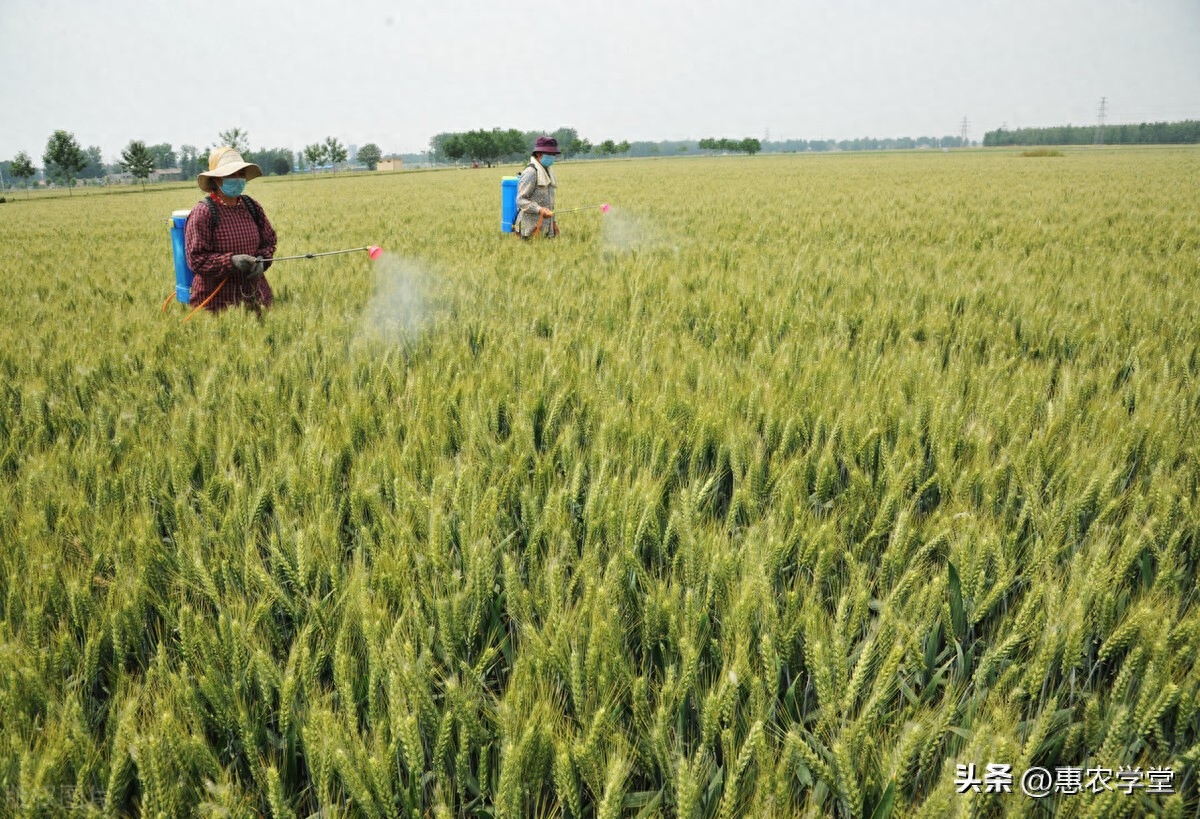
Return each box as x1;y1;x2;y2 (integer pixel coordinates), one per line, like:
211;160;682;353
501;176;519;232
169;209;193;304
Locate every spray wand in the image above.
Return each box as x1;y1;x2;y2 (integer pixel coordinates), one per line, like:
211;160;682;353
268;245;383;262
552;203;611;216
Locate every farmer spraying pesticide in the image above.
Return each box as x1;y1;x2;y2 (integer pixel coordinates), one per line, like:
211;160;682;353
514;136;561;239
185;147;278;315
502;136;610;237
175;146;383;319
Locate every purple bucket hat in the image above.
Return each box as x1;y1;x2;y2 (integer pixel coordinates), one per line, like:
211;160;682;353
534;136;561;154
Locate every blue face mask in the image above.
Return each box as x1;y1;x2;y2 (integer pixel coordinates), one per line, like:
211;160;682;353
220;178;246;197
540;154;556;167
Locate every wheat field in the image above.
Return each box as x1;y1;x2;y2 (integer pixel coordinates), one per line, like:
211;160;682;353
1;148;1198;817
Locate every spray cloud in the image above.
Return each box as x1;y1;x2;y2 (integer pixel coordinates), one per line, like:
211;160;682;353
600;207;677;254
360;252;429;341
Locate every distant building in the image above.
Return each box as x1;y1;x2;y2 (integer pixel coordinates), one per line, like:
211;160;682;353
377;158;404;171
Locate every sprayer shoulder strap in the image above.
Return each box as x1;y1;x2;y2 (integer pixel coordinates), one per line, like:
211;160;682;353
199;194;266;236
241;195;265;233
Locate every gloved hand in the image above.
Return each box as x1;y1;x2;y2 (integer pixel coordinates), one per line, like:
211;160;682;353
231;254;258;274
250;258;265;278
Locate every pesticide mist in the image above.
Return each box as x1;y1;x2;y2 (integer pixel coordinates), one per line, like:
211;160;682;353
359;252;430;341
599;206;677;254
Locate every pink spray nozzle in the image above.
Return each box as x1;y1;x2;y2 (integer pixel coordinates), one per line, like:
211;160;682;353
367;246;383;260
600;203;611;213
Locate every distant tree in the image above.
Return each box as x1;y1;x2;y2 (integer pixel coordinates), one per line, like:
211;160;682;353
10;151;36;192
218;127;250;153
120;140;155;189
597;139;617;156
458;129;514;167
80;146;106;179
357;143;382;170
245;147;291;176
498;129;526;161
551;126;579;157
699;137;760;155
460;130;493;166
574;137;593;156
429;132;460;163
147;143;176;169
43;130;87;194
324;137;348;169
303;143;327;174
442;135;466;163
179;144;201;177
615;140;630;155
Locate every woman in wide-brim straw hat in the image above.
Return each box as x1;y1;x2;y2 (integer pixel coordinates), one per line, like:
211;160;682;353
184;146;277;314
515;136;561;239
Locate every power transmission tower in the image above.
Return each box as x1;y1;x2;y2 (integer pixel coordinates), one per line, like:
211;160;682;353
960;117;970;147
1094;97;1107;144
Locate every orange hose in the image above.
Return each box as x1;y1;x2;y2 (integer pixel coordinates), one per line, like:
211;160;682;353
514;212;561;239
528;213;559;238
184;278;227;322
160;292;176;312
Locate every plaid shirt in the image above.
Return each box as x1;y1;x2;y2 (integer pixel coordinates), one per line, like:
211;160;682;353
184;193;277;311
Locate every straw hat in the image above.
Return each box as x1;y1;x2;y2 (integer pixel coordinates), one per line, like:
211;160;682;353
197;146;263;191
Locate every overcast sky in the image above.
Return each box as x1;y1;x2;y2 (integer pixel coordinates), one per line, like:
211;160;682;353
2;0;1198;162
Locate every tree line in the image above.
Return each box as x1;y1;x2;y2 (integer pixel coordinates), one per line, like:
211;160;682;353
426;127;652;167
12;119;1198;193
0;129;292;192
983;120;1200;147
423;132;974;164
558;135;970;158
698;137;762;155
1;128;399;193
6;132;113;194
429;127;584;167
0;127;983;193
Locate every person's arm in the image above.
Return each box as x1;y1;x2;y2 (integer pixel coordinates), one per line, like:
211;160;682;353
516;166;538;214
255;208;278;272
184;202;232;275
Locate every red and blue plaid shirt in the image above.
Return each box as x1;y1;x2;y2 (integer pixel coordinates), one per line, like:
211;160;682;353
184;193;277;311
